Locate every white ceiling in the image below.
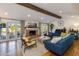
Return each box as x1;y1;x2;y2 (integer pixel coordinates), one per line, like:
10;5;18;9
0;3;79;23
0;3;57;23
32;3;79;17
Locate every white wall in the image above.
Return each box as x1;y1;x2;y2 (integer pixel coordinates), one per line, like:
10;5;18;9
53;16;79;31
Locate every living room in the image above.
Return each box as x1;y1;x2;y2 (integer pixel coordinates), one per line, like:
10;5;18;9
0;3;79;56
18;3;79;56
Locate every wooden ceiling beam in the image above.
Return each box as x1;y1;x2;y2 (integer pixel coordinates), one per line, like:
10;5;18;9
18;3;62;19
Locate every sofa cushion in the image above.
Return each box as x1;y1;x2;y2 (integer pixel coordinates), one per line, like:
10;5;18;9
51;37;62;44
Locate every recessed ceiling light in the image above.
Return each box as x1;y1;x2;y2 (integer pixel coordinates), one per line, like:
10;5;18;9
4;12;8;15
59;10;62;13
71;16;74;18
41;17;43;20
27;14;31;17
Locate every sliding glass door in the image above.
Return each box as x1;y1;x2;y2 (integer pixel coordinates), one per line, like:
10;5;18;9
0;21;7;40
7;21;21;40
0;18;21;41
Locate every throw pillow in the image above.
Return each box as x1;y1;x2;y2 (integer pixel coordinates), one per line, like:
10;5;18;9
61;32;66;37
51;37;62;44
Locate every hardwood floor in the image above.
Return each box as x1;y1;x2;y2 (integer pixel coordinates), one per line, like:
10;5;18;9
42;39;79;56
0;38;79;56
0;40;22;56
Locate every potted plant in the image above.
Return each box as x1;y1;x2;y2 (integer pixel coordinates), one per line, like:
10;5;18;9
50;24;54;32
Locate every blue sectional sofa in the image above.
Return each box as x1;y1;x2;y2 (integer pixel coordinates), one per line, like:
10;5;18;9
43;34;75;55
